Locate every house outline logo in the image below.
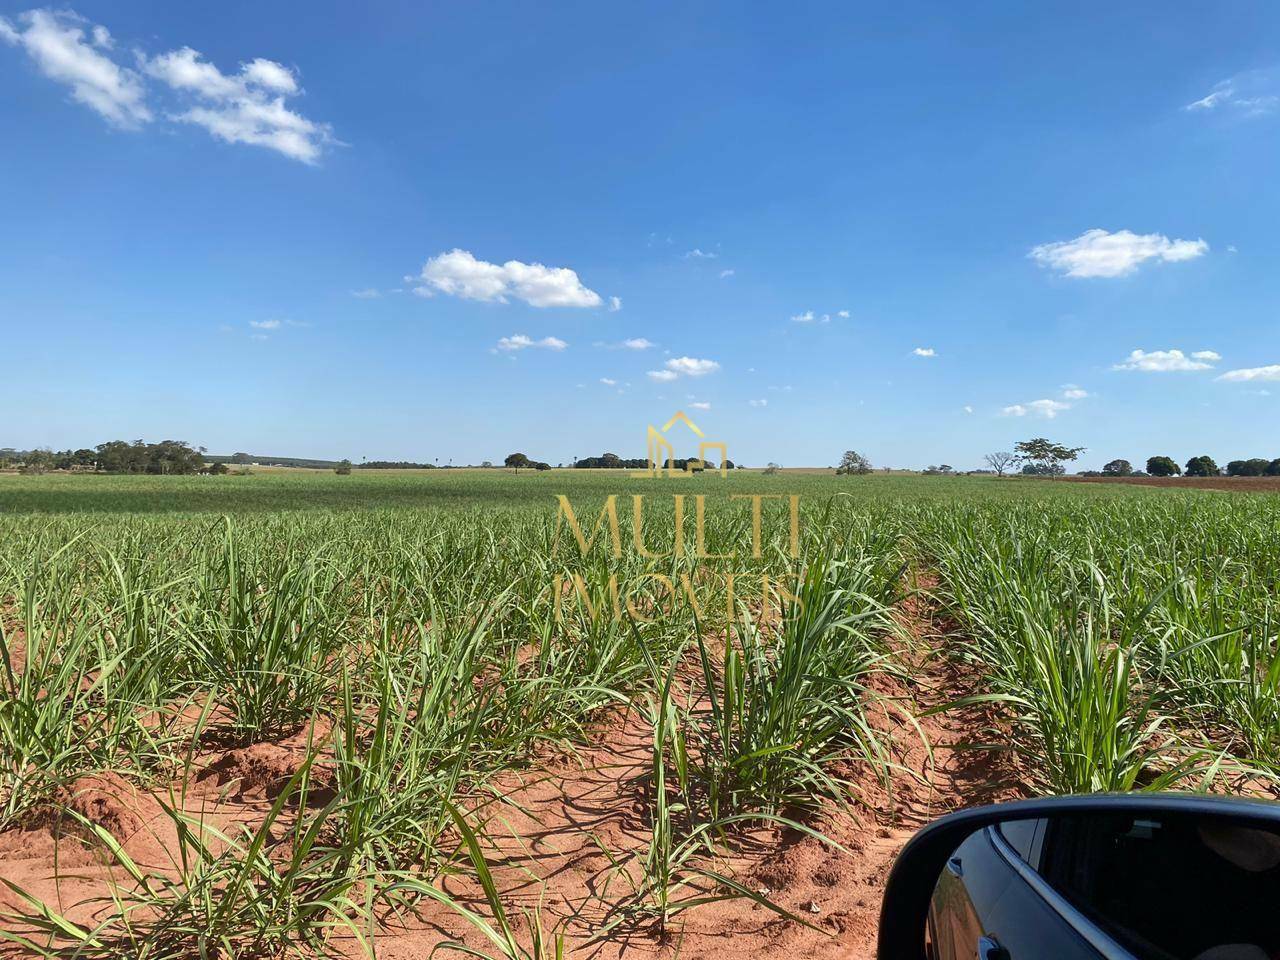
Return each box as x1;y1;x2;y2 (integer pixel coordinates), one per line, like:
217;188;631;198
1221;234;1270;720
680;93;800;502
631;410;728;477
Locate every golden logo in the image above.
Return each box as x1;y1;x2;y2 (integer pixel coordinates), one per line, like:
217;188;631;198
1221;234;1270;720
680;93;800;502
631;410;728;478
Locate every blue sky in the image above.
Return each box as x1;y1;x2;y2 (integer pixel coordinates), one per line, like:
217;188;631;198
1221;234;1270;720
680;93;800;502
3;2;1279;469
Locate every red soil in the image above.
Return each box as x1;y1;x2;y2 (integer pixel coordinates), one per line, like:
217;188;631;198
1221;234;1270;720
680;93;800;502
1069;476;1280;494
0;590;1021;959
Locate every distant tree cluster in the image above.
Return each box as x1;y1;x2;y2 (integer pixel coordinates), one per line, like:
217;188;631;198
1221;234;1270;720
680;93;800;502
94;440;208;474
504;452;551;473
836;450;872;475
572;452;739;470
2;440;211;475
1225;458;1280;477
1092;455;1280;479
573;453;650;469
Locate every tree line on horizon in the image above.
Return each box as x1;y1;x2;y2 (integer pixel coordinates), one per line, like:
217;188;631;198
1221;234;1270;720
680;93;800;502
2;440;215;475
9;437;1280;481
1093;455;1280;479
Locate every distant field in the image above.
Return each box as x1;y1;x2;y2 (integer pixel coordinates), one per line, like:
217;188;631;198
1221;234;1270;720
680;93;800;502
0;468;1168;516
0;468;1275;957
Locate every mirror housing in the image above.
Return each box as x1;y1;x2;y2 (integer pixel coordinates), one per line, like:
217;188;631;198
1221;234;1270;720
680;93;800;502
878;793;1280;960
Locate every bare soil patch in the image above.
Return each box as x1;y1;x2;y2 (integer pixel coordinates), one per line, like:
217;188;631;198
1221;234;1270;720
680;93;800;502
1070;476;1280;494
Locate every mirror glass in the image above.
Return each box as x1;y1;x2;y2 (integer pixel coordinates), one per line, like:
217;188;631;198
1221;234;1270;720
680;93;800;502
927;811;1280;960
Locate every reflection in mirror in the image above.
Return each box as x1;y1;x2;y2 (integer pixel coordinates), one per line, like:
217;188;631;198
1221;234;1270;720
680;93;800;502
926;811;1280;960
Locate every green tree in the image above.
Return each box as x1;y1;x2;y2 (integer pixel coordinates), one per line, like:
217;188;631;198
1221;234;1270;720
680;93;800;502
1226;458;1269;477
1101;459;1133;477
1146;456;1180;477
20;448;55;475
836;450;872;475
504;452;531;474
1015;437;1085;477
335;459;353;475
1184;455;1220;477
149;440;204;475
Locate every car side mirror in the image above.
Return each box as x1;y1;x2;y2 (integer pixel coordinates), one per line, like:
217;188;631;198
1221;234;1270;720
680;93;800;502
878;794;1280;960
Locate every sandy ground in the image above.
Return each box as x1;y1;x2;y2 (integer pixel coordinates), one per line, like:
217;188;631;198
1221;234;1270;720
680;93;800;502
0;588;1025;959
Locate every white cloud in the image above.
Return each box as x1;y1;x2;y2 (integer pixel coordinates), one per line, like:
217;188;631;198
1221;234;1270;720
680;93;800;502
963;405;974;414
144;46;333;163
690;401;711;410
664;356;720;377
0;9;151;127
599;377;617;386
608;296;622;312
749;398;768;407
1;10;337;161
1187;87;1234;111
351;288;381;299
1217;365;1280;383
496;334;568;352
719;269;735;279
1112;349;1217;372
413;249;603;308
1061;386;1089;400
836;309;850;318
789;310;838;324
647;369;678;382
913;347;936;357
1002;398;1071;419
1030;229;1208;278
249;319;281;330
622;337;654;350
242;58;298;95
684;248;717;259
1186;74;1278;116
